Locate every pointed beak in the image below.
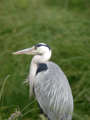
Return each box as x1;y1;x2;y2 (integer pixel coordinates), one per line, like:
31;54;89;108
12;46;36;55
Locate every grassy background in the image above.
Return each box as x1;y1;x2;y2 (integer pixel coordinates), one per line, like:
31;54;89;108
0;0;90;119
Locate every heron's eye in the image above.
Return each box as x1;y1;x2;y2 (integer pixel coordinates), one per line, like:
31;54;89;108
34;44;42;50
34;43;51;50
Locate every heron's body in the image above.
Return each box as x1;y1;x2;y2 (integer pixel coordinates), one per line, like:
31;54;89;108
13;43;73;120
35;62;73;120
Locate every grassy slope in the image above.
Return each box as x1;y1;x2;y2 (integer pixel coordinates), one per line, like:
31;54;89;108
0;0;90;119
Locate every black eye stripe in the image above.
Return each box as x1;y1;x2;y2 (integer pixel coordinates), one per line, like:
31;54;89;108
35;44;51;50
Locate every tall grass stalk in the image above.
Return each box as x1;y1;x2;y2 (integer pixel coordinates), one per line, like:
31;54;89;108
21;99;36;112
0;75;10;102
22;107;39;118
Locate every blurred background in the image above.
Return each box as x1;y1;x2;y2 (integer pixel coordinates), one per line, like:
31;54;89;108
0;0;90;120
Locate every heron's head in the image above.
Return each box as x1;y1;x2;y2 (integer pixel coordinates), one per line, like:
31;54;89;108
13;43;52;62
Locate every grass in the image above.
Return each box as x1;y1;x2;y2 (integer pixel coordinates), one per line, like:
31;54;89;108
0;0;90;119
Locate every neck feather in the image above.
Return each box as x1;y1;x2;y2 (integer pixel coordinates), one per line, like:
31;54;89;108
29;59;37;97
29;51;51;96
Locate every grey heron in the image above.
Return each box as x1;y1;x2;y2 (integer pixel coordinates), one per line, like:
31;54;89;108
13;43;73;120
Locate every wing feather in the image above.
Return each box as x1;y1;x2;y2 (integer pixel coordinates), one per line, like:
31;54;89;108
34;62;73;120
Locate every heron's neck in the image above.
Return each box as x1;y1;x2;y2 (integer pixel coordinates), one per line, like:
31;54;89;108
29;53;51;96
29;55;44;97
29;59;37;97
30;54;47;77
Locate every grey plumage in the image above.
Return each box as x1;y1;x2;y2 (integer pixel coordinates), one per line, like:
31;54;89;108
34;62;73;120
13;43;73;120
